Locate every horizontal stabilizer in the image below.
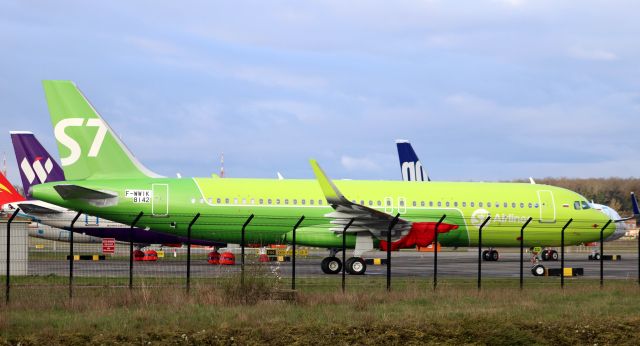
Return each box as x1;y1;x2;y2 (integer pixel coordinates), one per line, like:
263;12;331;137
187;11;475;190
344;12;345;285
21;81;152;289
53;184;119;207
16;202;63;214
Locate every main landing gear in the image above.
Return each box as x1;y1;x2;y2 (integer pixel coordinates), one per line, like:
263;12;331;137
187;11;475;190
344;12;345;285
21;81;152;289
321;257;342;274
320;252;367;275
482;249;499;261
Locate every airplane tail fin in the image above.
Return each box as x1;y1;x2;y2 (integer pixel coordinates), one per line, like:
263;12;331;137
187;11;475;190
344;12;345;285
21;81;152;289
631;192;640;227
10;132;66;197
396;139;429;182
0;171;26;206
42;80;162;180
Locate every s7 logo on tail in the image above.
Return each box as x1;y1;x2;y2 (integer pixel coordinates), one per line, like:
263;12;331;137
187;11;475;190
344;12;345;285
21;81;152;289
54;118;108;166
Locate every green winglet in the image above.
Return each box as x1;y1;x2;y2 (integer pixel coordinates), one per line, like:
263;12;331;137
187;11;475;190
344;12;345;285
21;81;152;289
309;159;347;205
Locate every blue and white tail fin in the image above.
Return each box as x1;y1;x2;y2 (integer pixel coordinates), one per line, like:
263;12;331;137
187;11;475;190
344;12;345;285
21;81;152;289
631;192;640;227
396;139;429;182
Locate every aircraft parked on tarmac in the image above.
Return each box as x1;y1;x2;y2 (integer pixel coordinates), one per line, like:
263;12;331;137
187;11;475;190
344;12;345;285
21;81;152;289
395;139;630;263
0;171;102;243
1;131;224;249
30;80;616;275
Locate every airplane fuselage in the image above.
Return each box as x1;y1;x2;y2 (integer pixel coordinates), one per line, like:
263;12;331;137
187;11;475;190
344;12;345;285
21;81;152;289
31;177;615;249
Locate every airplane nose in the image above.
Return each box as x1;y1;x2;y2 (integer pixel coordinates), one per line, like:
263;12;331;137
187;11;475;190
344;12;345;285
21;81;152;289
591;202;626;241
606;208;627;241
611;220;628;240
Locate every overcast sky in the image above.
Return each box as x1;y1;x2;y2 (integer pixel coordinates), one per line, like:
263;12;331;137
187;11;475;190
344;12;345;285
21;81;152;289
1;1;639;184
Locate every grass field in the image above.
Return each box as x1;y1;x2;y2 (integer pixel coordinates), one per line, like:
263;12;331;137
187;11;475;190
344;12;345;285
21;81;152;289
1;274;640;345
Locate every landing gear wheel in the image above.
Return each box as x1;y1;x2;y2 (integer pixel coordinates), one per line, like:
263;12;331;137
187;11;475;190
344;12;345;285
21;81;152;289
541;250;549;261
550;250;559;261
594;253;601;260
321;257;342;274
483;250;499;261
531;264;546;276
345;257;367;275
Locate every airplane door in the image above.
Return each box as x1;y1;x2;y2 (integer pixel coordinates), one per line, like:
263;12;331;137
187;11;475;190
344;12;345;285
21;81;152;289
537;190;556;223
152;184;169;217
384;197;394;214
397;196;407;214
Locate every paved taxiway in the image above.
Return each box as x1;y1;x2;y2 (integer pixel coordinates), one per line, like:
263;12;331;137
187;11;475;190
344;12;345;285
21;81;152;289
26;250;639;280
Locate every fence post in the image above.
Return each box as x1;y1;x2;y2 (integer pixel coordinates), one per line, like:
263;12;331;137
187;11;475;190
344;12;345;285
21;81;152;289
477;216;491;291
186;213;201;294
387;213;401;292
129;212;144;290
342;219;355;293
68;211;82;299
5;208;20;304
560;218;573;289
599;220;612;288
433;214;446;291
240;214;255;288
520;217;532;290
291;216;305;291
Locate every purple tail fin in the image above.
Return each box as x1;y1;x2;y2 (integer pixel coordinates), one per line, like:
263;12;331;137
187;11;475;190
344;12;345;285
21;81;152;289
10;131;65;198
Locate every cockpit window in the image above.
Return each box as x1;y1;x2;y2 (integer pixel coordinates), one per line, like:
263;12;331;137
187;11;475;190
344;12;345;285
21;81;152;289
573;201;581;210
581;201;591;210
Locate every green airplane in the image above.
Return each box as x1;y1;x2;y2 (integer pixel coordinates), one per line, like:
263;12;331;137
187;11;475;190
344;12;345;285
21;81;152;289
30;80;616;276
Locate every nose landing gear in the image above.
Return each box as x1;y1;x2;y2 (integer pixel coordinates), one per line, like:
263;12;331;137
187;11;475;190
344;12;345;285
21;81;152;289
530;247;547;276
531;264;546;276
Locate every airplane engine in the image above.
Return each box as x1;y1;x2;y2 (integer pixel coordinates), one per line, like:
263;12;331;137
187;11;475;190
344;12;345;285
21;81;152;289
379;222;458;251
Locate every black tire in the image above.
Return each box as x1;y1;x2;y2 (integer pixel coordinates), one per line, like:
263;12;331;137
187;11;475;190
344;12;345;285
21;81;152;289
550;250;559;261
321;257;342;274
345;257;367;275
482;250;490;261
594;253;601;260
541;250;549;261
531;264;546;276
490;250;499;261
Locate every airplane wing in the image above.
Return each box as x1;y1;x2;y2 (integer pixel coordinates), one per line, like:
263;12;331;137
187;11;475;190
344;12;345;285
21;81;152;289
310;159;456;244
16;202;63;214
53;184;119;207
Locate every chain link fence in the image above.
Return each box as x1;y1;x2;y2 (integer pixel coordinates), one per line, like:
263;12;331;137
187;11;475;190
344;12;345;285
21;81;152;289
3;212;639;303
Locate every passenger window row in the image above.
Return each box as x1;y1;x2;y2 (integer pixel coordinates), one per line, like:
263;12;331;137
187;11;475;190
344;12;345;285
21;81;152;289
190;197;325;206
410;200;539;209
188;196;540;210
